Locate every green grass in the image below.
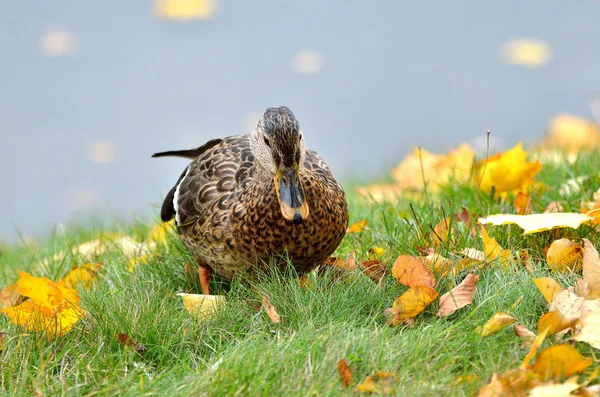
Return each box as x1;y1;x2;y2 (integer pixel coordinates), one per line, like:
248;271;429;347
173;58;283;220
1;150;600;396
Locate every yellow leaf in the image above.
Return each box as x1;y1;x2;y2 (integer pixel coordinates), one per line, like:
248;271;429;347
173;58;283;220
572;299;600;350
356;371;396;393
530;345;592;382
538;311;577;336
521;328;549;369
583;239;600;294
546;239;583;272
153;0;217;21
459;248;486;262
421;253;453;276
515;191;532;215
1;271;84;338
346;219;368;234
532;278;563;305
387;286;438;327
431;217;451;248
480;227;512;266
475;142;542;195
147;220;174;244
177;293;225;320
391;255;435;288
128;254;152;272
437;274;479;317
476;369;541;397
478;212;593;234
481;312;516;337
61;262;103;289
370;246;386;257
0;283;20;309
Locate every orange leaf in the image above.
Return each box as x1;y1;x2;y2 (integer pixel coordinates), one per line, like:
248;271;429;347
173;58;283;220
521;328;549;369
431;217;451;248
262;295;280;324
583;238;600;294
538;311;577;336
530;345;592;382
546;239;583;273
391;255;435;288
481;312;516;337
359;260;387;285
515;191;532;215
437;274;479;317
336;359;352;388
480;226;512;267
387;286;438;327
356;371;396;393
532;278;563;305
346;219;367;234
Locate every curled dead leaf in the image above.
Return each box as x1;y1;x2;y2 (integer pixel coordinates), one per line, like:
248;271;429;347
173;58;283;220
546;238;583;273
437;274;479;317
262;295;280;324
481;312;517;337
571;298;600;350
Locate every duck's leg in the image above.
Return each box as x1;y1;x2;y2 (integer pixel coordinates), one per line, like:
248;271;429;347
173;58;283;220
198;265;212;295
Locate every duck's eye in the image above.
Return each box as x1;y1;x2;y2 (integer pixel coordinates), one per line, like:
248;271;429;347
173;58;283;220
264;137;270;147
299;134;303;141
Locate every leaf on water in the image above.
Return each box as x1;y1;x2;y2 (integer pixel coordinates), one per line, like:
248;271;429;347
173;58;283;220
529;344;592;382
177;293;225;320
337;359;352;388
571;299;600;350
546;239;583;273
532;277;564;305
475;142;542;195
347;219;368;234
437;274;479;317
391;255;435;288
538;311;577;336
582;239;600;295
481;312;517;337
262;295;280;324
359;260;387;285
478;213;593;234
515;191;532;215
480;226;512;266
387;286;438;327
356;371;396;394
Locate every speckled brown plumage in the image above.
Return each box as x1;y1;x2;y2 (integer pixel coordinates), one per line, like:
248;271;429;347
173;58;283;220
154;107;348;281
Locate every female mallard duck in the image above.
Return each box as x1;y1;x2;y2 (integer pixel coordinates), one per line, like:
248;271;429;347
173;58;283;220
153;106;348;294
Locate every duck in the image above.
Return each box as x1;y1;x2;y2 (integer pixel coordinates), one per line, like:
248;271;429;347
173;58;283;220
153;106;348;294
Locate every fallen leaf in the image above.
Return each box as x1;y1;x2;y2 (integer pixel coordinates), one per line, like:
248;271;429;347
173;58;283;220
478;213;593;234
582;239;600;294
532;278;564;305
476;369;541;397
387;286;438;327
459;248;486;262
337;359;352;388
61;262;103;289
538;311;577;336
475;142;542;195
514;324;536;339
581;188;600;226
519;249;536;272
356;371;396;394
262;295;281;324
521;328;549;369
530;344;592;382
117;333;148;354
546;239;583;272
480;226;512;266
515;191;532;215
437;274;479;317
147;220;174;244
359;260;387;285
572;299;600;349
421;253;453;276
347;219;368;234
369;247;386;257
0;283;20;309
391;255;435;288
431;217;451;248
481;312;517;337
549;288;584;325
177;293;225;320
544;202;564;213
1;271;85;338
528;379;581;397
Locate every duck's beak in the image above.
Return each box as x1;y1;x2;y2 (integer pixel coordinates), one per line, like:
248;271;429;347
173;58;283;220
274;165;309;224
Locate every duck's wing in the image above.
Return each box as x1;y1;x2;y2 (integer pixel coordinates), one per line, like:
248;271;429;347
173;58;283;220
156;135;253;226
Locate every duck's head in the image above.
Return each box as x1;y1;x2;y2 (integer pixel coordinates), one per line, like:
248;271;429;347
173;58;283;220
251;106;309;224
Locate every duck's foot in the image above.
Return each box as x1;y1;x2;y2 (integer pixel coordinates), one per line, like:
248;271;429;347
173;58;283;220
198;265;212;295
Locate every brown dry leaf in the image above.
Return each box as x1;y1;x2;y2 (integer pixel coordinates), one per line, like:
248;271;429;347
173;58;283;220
571;298;600;349
515;191;532;215
345;253;358;271
549;288;584;325
460;248;486;262
514;323;536;339
347;219;368;234
476;369;541;397
391;255;435;288
582;239;600;294
431;217;451;248
546;239;583;273
521;328;549;369
387;286;439;327
574;278;591;299
262;295;280;324
480;226;512;267
538;311;577;336
530;344;592;382
528;379;581;397
325;256;354;272
519;249;536;272
0;332;5;352
544;202;564;213
356;371;396;394
532;277;564;305
437;274;479;317
359;260;387;285
117;333;148;354
337;359;352;388
481;312;517;337
0;283;20;309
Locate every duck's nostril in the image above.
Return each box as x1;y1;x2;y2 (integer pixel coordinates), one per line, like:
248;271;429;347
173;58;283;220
293;213;303;224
